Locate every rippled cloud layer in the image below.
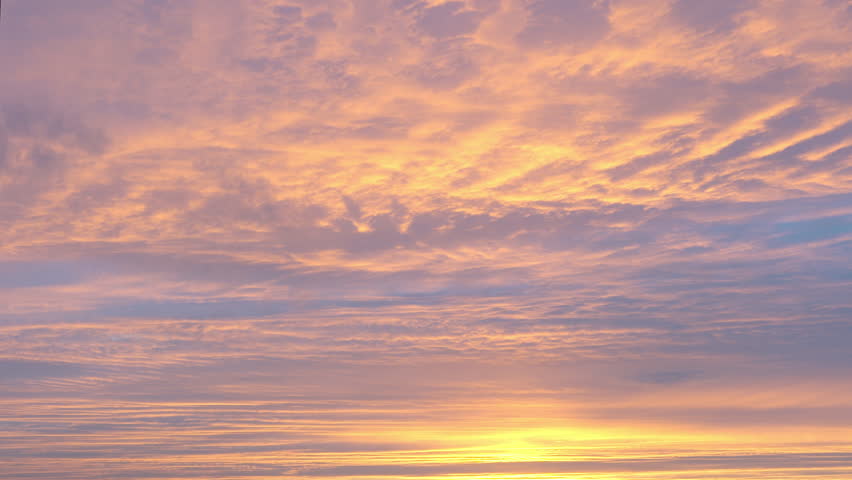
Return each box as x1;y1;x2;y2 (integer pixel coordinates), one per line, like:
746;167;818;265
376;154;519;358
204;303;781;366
1;0;851;479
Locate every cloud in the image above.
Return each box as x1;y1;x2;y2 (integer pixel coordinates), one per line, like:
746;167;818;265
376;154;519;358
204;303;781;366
0;261;88;289
273;5;304;26
301;452;852;476
1;0;851;479
416;2;484;38
669;0;756;33
516;0;611;48
0;359;87;381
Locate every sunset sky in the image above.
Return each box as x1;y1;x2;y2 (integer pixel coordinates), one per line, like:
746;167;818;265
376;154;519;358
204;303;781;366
1;0;852;479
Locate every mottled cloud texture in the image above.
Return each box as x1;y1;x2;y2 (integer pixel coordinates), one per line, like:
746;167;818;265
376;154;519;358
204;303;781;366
1;1;851;479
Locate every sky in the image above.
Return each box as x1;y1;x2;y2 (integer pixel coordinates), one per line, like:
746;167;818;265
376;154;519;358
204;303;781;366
0;0;851;479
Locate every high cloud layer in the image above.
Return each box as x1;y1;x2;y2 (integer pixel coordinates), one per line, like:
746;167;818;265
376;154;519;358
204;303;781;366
1;0;851;479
